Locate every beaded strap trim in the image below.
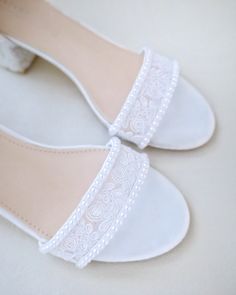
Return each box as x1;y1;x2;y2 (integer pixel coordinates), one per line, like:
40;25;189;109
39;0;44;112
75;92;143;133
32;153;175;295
109;47;179;149
39;138;149;269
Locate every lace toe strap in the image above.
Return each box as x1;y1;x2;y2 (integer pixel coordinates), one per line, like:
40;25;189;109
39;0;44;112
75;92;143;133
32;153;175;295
109;47;179;149
39;138;149;269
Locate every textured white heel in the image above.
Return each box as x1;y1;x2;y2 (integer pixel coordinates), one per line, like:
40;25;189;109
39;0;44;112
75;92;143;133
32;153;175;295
0;34;35;72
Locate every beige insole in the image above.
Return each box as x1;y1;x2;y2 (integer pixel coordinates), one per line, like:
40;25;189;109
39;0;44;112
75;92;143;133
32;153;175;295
0;0;143;121
0;129;108;239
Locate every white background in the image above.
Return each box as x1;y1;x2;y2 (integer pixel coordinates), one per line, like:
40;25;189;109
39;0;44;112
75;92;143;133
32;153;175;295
0;0;235;294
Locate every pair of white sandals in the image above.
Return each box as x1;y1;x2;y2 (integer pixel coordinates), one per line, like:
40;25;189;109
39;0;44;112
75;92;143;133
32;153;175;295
0;0;215;269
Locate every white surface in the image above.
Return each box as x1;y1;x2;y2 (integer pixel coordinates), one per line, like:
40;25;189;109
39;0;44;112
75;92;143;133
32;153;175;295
0;0;235;294
151;77;215;149
96;167;189;262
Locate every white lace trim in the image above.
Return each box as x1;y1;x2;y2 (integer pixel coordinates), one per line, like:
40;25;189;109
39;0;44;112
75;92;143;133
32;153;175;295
109;47;179;149
39;138;149;269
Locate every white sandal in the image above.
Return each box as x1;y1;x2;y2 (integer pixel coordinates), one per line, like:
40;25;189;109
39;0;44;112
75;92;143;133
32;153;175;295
0;125;189;268
0;0;215;150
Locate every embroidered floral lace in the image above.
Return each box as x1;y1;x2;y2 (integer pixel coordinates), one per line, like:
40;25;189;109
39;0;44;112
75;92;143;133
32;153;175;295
39;138;149;268
109;47;179;149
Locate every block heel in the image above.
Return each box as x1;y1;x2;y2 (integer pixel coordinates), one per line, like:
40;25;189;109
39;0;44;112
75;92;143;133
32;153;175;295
0;34;35;73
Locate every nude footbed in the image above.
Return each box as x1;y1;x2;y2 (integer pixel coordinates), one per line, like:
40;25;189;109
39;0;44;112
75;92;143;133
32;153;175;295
0;0;215;150
0;126;189;269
